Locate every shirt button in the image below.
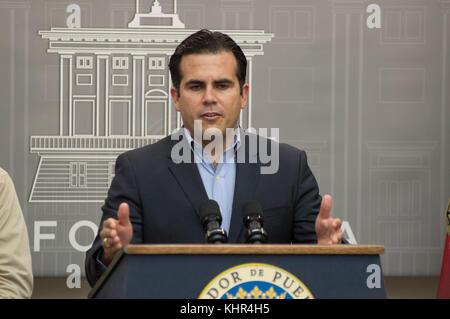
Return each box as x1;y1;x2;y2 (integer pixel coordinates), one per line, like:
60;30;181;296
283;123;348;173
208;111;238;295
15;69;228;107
216;175;220;181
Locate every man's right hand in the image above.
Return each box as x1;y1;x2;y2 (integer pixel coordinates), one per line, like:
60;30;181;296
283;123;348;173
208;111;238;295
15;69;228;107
100;202;133;266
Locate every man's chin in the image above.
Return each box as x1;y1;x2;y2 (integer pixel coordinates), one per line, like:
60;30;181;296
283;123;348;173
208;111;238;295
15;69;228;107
192;119;237;137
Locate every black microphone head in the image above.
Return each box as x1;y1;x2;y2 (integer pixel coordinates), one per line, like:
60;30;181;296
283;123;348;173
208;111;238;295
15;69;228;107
242;200;267;244
242;200;263;226
199;199;222;226
199;200;227;244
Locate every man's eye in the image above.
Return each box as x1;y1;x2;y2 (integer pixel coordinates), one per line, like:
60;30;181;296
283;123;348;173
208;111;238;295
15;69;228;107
189;85;201;91
216;84;230;89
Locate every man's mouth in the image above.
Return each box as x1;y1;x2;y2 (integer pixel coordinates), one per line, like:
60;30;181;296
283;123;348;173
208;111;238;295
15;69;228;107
201;112;221;119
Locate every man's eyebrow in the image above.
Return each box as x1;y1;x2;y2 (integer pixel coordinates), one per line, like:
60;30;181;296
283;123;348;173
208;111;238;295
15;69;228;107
184;79;205;86
214;78;234;85
184;78;234;86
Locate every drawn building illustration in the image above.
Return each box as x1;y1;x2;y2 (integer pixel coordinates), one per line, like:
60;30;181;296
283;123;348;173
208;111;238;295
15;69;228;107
29;0;273;202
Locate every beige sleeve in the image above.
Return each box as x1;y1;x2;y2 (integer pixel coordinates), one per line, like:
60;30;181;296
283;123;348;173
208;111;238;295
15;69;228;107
0;168;33;298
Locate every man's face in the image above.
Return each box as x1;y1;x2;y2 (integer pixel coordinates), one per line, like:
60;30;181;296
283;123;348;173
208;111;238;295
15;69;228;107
171;51;249;143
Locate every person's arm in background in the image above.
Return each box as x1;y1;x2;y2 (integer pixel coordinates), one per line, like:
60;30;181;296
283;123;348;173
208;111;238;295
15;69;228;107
0;168;33;298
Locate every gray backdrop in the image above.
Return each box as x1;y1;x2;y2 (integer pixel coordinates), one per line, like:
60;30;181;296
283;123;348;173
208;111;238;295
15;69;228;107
0;0;449;280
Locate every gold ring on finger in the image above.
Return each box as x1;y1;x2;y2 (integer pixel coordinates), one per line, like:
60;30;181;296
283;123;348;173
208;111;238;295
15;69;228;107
103;237;111;248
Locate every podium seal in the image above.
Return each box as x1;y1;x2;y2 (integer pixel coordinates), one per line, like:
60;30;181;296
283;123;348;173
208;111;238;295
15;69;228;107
198;263;314;299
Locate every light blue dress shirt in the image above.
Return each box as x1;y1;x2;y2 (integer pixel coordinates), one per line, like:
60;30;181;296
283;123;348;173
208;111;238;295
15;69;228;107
183;127;241;234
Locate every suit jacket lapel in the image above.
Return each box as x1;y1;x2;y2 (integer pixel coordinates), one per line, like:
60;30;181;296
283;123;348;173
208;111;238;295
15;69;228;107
166;137;209;219
228;132;261;243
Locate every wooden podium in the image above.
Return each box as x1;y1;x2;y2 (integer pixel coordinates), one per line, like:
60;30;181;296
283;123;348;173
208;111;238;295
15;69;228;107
88;244;386;299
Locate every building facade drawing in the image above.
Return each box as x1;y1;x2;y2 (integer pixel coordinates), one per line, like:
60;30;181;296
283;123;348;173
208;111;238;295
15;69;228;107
30;0;273;202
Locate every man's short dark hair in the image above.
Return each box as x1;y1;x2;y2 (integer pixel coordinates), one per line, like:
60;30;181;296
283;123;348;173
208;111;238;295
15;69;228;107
169;29;247;95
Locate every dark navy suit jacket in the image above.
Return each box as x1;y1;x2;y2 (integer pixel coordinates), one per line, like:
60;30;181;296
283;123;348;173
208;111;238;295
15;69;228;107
85;131;322;286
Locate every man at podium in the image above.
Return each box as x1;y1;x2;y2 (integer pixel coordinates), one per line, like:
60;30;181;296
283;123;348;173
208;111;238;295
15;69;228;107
85;29;344;287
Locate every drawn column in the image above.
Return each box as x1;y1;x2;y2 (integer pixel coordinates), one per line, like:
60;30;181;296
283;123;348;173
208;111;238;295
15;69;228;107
133;55;145;136
60;55;73;136
97;55;109;136
330;0;365;235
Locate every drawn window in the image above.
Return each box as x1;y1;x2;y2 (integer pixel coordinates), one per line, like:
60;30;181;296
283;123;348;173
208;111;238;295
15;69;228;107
78;162;87;187
112;74;129;86
69;163;78;188
73;99;95;136
76;56;93;69
109;100;131;136
148;75;165;87
112;57;129;70
76;74;93;86
148;57;165;70
69;162;87;188
145;100;166;136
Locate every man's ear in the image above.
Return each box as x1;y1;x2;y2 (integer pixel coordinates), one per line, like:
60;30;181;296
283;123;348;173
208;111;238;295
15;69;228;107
240;83;249;110
171;87;181;111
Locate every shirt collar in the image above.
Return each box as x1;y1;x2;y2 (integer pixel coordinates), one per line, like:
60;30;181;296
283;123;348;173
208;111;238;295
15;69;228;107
182;126;242;155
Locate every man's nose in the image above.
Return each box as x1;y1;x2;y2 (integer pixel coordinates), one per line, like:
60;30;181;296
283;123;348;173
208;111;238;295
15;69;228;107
202;85;217;105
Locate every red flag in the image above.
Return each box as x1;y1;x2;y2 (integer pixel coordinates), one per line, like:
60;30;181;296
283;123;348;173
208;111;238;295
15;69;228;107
437;199;450;299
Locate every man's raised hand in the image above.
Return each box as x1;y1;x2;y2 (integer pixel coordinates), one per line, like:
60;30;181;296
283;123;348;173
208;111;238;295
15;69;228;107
100;202;133;266
315;194;343;245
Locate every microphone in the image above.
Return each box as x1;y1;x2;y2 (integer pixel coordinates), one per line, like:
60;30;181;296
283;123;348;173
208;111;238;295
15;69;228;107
198;200;228;244
242;200;268;244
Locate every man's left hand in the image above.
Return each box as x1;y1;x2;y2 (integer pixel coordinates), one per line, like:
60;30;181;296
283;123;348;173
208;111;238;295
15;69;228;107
315;194;343;245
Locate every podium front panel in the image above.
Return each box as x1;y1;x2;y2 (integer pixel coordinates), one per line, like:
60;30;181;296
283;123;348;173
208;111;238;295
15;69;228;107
92;249;386;299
